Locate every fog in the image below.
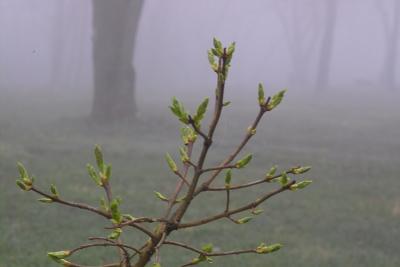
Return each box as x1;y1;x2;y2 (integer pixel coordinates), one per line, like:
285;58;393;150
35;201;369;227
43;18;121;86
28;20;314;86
0;0;397;96
0;1;399;267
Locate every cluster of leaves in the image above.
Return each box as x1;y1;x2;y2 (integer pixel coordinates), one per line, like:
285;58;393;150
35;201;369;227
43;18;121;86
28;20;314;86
16;38;312;267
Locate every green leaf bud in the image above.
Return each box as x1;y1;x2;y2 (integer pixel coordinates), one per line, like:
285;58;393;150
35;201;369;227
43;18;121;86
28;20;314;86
38;198;53;203
193;98;209;128
17;162;28;179
16;180;31;191
169;97;189;124
152;263;161;267
181;127;197;144
94;145;104;171
235;153;253;169
266;165;277;179
207;50;215;65
165;153;178;173
108;228;122;240
247;126;256;135
47;251;71;261
86;164;102;186
258;83;265;105
291;166;311;174
201;243;213;253
290;180;312;191
100;197;108;212
237;216;253;224
213;37;223;55
105;164;112;180
179;147;190;163
50;184;59;197
154;191;169;202
251;208;263;215
224;169;232;188
277;172;290;186
267;90;286;110
227;42;236;56
110;199;122;223
256;243;283;254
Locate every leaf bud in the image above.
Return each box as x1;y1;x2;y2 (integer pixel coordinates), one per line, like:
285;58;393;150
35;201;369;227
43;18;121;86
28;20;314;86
235;154;253;169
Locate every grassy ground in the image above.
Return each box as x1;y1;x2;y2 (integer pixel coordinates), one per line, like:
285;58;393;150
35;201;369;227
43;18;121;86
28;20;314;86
0;88;399;267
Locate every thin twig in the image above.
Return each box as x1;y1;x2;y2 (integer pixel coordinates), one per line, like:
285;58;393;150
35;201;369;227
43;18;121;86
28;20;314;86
195;107;266;195
201;164;236;174
164;240;257;257
178;181;295;229
31;187;110;218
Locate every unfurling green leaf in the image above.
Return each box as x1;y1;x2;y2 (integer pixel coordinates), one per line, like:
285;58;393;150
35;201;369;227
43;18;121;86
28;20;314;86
181;127;197;144
38;198;53;203
266;165;277;179
154;191;169;202
290;180;312;191
17;162;28;179
227;42;236;56
267;90;286;110
47;251;71;261
179;147;190;163
94;145;104;171
208;50;218;72
291;166;312;174
251;208;263;215
256;243;283;254
50;184;59;197
235;154;253;169
100;197;108;212
207;50;215;65
110;199;122;223
16;180;31;191
223;101;231;107
105;164;112;180
213;37;223;55
17;162;32;186
86;164;101;186
273;172;290;186
237;216;253;224
165;153;178;173
201;243;213;253
152;263;161;267
169;97;189;124
191;254;213;265
193;98;209;127
224;169;232;188
258;83;265;105
108;228;122;240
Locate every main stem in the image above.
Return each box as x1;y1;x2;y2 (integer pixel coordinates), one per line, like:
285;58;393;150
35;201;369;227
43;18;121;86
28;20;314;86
133;51;228;267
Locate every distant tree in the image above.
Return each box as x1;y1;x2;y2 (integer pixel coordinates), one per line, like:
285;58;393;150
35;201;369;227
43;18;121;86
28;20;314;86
375;0;400;91
91;0;144;123
315;0;338;91
275;0;322;88
51;1;86;92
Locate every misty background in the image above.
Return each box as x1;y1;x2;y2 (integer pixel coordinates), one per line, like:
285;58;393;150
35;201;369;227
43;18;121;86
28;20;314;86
0;0;399;267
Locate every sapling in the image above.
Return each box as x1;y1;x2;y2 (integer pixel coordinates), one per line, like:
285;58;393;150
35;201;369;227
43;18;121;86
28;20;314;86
16;38;312;267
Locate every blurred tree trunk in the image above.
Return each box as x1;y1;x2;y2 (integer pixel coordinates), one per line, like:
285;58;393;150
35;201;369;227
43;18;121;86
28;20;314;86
91;0;144;123
315;0;338;91
275;0;322;88
377;0;400;91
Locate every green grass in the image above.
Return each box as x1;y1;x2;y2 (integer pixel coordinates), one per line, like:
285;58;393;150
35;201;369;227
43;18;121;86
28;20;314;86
1;89;399;267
